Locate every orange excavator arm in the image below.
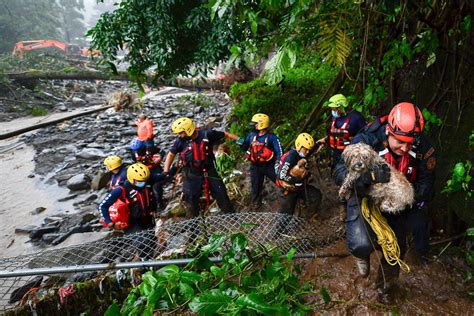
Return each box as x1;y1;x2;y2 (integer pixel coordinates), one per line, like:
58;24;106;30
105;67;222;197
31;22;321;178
12;40;81;59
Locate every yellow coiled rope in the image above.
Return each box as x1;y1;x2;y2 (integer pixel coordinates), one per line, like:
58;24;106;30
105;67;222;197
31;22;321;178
360;197;411;273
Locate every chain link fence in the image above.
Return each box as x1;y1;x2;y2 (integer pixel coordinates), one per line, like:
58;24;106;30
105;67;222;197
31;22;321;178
0;212;345;313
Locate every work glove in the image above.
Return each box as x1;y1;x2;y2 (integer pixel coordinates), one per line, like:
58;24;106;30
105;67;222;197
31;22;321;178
236;137;245;146
358;164;391;185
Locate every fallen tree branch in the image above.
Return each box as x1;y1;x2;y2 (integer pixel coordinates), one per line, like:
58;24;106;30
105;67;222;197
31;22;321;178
0;105;113;140
5;71;230;91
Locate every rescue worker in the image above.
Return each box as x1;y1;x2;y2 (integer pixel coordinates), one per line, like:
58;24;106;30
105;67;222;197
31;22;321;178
334;102;436;303
135;114;155;155
276;133;315;216
130;137;146;162
103;155;127;190
318;94;367;167
162;117;240;218
240;113;282;209
99;163;167;234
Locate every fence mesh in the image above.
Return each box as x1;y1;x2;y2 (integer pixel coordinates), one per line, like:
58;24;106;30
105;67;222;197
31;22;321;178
0;212;345;313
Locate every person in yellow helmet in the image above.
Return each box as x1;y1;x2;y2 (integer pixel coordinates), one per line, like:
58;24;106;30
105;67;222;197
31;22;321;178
318;94;366;167
240;113;282;210
275;133;321;217
163;117;241;218
103;155;128;190
99;163;168;233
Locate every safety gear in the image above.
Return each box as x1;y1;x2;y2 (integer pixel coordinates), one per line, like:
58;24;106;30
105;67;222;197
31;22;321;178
295;133;315;151
181;131;213;170
355;257;370;277
245;135;275;164
379;147;418;183
130;138;145;151
172;117;196;136
361;198;410;272
101;187;130;229
329;117;352;150
327;94;348;108
250;113;270;130
136;118;154;141
134;181;146;188
331;110;340;118
103;155;122;171
387;102;424;143
126;163;150;184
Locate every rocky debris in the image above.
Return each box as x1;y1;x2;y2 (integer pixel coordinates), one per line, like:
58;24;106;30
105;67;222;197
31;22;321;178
91;171;111;190
32;207;47;215
16;86;232;252
66;174;91;190
14;225;40;234
77;148;106;160
29;226;59;240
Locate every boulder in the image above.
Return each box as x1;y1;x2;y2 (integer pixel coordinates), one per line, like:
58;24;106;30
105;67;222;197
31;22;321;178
66;174;91;190
77;148;106;160
91;171;111;190
72;97;86;106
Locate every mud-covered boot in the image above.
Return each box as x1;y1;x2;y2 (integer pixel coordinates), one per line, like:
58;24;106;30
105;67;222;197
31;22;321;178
355;257;370;277
375;261;400;304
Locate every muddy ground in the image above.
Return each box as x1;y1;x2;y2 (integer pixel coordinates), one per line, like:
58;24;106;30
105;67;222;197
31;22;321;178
0;80;473;313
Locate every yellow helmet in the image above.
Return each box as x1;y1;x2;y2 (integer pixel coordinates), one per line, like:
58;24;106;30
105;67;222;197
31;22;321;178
103;155;122;171
250;113;270;130
295;133;315;151
127;163;150;183
327;94;348;108
172;117;196;136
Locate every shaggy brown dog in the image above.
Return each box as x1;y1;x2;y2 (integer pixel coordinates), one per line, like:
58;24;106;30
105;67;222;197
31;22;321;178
338;143;414;214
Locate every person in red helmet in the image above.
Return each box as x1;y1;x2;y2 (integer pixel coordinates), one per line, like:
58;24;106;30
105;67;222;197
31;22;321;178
334;102;437;303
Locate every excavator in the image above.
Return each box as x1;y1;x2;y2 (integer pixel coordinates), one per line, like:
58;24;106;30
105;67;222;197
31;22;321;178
12;40;100;59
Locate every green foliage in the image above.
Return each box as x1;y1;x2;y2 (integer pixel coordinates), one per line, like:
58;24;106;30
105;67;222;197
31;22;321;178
88;0;237;80
215;152;236;179
469;130;474;148
229;56;339;145
422;108;443;132
442;161;473;199
30;106;48;116
108;233;316;315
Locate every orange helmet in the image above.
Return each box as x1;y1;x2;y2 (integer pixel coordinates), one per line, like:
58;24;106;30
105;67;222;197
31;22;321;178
387;102;424;142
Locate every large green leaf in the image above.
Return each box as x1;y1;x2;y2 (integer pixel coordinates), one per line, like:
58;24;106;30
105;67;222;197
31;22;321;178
189;290;232;315
104;301;120;316
156;265;180;278
179;282;195;300
236;293;289;314
231;233;248;253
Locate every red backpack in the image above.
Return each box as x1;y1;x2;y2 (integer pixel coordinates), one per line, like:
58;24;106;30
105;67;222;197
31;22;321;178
101;187;130;228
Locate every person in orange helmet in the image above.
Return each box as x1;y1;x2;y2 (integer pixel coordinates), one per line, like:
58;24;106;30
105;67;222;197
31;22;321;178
334;102;437;303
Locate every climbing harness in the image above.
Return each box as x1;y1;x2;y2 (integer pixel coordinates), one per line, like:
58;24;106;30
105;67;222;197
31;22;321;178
360;197;411;273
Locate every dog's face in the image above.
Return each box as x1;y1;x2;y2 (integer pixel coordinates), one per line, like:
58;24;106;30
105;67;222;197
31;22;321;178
342;143;377;172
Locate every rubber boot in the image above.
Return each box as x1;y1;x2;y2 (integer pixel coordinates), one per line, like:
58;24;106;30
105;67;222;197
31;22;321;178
355;257;370;277
375;260;400;304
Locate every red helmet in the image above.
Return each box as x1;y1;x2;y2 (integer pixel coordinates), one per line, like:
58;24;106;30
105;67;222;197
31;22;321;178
387;102;424;142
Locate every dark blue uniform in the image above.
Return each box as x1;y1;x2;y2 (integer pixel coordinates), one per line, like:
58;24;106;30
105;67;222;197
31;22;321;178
334;117;436;283
241;131;282;207
109;165;127;190
170;129;234;217
277;149;307;215
99;173;167;234
327;111;366;166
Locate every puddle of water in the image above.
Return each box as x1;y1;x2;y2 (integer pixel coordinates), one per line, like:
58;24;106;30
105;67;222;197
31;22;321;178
0;137;74;258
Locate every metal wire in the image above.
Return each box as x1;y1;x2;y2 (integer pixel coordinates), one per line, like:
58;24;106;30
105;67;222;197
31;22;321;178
0;212;345;312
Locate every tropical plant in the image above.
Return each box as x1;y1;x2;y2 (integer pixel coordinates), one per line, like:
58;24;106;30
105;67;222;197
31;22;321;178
442;161;473;199
104;233;316;315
